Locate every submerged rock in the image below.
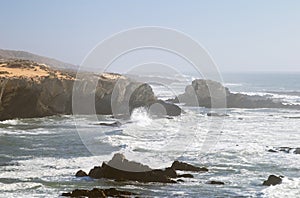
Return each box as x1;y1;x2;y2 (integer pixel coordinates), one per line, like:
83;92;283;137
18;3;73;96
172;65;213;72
98;121;122;127
207;112;229;117
262;175;283;186
207;181;225;185
61;187;136;197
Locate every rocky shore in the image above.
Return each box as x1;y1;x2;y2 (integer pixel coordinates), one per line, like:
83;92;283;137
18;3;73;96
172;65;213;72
1;59;298;121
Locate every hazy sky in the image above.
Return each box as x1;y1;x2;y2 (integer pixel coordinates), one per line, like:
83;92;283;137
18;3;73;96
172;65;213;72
1;0;300;72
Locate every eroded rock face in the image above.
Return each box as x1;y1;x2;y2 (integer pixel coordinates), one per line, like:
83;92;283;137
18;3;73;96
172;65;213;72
173;79;300;109
0;60;181;120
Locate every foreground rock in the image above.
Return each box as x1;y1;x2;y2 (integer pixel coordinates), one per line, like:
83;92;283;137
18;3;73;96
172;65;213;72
77;153;208;183
170;79;300;109
0;59;181;121
262;175;283;186
61;188;136;197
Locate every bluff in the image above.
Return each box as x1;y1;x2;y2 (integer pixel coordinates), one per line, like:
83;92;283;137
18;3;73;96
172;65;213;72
0;59;181;121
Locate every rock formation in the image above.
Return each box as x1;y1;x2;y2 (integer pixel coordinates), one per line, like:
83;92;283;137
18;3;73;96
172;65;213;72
262;175;283;186
0;59;181;120
170;79;300;109
76;153;208;183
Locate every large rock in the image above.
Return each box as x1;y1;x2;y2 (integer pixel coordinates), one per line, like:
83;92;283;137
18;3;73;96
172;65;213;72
88;163;177;183
80;153;208;183
173;79;300;109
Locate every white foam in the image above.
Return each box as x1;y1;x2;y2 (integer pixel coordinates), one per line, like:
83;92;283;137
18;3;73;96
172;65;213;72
130;107;152;126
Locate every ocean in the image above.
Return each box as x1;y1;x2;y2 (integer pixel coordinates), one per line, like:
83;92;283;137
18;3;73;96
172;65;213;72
0;72;300;198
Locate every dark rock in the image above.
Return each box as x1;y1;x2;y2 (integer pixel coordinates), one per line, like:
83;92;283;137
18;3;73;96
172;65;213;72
98;121;122;127
262;175;283;186
81;154;209;184
88;162;176;183
171;161;208;172
267;149;278;153
207;181;225;185
61;187;135;197
75;170;87;177
147;100;182;116
178;174;194;178
107;153;152;172
177;179;184;182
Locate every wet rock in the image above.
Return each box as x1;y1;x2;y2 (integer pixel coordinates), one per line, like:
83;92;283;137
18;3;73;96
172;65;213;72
79;154;209;184
98;121;122;127
171;161;208;172
61;187;136;197
178;174;194;178
262;175;283;186
75;170;87;177
107;153;152;172
207;181;225;185
88;163;176;183
147;100;182;116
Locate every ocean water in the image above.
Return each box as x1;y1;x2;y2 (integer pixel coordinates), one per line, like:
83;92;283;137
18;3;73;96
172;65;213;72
0;73;300;198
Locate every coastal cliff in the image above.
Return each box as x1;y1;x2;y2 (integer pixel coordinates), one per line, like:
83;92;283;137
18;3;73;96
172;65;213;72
0;59;181;121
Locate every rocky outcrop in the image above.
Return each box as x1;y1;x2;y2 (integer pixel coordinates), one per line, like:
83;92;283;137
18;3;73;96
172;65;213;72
171;79;300;109
77;153;208;183
61;188;136;197
262;175;283;186
0;59;181;120
171;160;208;172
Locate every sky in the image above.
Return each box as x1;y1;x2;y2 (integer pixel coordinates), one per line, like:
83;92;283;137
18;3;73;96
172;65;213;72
1;0;300;72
